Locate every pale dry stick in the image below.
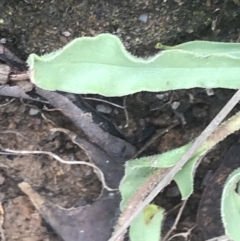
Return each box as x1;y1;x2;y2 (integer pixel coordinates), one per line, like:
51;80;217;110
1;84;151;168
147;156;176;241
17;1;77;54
42;118;119;190
0;151;18;156
41;112;58;126
43;105;98;119
168;224;196;241
166;202;183;215
0;147;114;191
206;235;232;241
123;96;129;128
42;106;62;112
83;97;125;109
0;98;15;107
109;89;240;241
162;199;188;241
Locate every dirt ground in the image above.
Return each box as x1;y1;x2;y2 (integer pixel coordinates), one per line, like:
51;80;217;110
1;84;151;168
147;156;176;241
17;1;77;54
1;0;240;240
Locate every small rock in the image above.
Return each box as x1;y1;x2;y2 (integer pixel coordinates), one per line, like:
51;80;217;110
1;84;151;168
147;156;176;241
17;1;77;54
108;192;115;198
138;14;148;23
171;101;180;110
29;108;39;116
62;31;71;37
156;94;165;100
0;38;6;44
206;88;214;96
156;92;169;101
96;104;112;114
23;177;30;182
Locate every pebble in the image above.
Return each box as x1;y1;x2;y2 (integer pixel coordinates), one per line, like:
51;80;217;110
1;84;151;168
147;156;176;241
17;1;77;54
138;14;148;23
171;101;180;110
29;108;39;115
23;177;29;182
206;88;214;96
0;38;6;44
62;31;71;37
96;104;112;114
156;92;169;101
156;94;165;100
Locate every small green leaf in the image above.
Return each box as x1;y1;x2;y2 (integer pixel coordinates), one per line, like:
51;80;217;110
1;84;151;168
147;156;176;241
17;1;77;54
155;41;240;57
221;168;240;241
120;165;156;210
120;143;204;207
129;204;164;241
126;143;192;169
27;34;240;97
174;155;200;199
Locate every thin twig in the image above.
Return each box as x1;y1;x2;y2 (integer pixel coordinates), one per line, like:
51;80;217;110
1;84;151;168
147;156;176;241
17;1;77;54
168;224;196;241
0;147;115;191
83;97;125;109
0;98;15;107
123;96;129;128
9;71;29;82
162;199;188;241
206;235;232;241
212;0;229;31
109;89;240;241
0;203;5;241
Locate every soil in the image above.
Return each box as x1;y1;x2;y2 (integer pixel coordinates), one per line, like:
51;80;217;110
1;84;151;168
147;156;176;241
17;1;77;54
0;0;240;240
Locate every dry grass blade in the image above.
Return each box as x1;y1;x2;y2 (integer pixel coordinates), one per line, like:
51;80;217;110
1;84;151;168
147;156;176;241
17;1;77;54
206;235;232;241
83;97;125;109
162;199;188;241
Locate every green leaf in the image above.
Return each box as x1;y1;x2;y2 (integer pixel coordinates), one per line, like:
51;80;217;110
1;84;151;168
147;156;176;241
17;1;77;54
129;204;164;241
221;168;240;241
126;143;192;169
120;142;203;207
174;155;200;199
155;41;240;57
120;164;156;210
27;34;240;97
